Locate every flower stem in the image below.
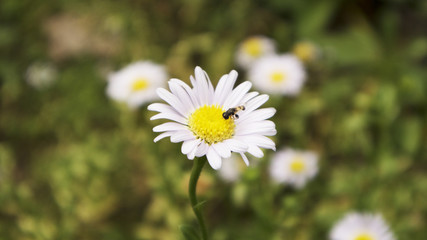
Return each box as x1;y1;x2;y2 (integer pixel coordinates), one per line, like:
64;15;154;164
188;157;208;240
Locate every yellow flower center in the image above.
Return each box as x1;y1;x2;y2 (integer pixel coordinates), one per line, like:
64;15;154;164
354;233;374;240
243;38;262;57
290;157;306;173
188;105;235;145
293;42;316;62
132;78;149;91
270;71;286;83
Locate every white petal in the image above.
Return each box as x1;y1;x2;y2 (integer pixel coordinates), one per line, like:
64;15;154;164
153;132;173;142
147;103;177;113
241;91;259;104
170;131;195;143
245;94;269;114
235;120;276;134
207;147;222;170
238;107;276;123
195;142;209;157
218;70;238;105
190;74;197;88
212;142;231;158
223;139;248;152
247;145;264;158
241;135;276;150
240;153;250;166
187;146;198;160
170;78;200;108
181;139;201;154
213;74;229;104
156;88;187;116
195;67;210;105
203;71;215;104
260;129;277;136
237;128;277;136
168;80;195;115
223;81;252;109
153;122;187;132
150;112;187;125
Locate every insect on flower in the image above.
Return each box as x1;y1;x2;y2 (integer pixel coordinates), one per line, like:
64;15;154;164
222;105;245;120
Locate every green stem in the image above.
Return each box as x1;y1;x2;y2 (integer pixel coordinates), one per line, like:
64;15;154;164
188;157;208;240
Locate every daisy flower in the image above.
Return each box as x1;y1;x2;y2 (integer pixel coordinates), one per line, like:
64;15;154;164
235;36;277;69
248;54;306;96
292;40;320;63
330;212;396;240
148;66;276;170
106;61;168;108
269;148;318;189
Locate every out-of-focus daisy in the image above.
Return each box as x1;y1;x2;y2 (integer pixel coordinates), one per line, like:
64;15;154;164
236;36;277;69
330;212;396;240
269;148;318;189
292;41;320;63
26;62;58;89
106;61;168;109
218;155;245;182
149;66;276;170
248;54;306;96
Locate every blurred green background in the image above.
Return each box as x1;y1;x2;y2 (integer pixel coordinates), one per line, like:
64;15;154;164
1;0;427;239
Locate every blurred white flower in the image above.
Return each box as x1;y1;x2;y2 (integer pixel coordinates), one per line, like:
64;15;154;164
149;66;276;170
219;155;244;182
248;54;306;96
106;61;168;109
330;212;396;240
269;148;318;189
236;36;276;69
292;41;320;63
25;62;58;89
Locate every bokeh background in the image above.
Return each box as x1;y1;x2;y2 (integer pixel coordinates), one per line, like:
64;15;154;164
1;0;427;239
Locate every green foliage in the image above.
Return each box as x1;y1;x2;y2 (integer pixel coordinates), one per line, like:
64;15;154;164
1;0;426;239
180;225;201;240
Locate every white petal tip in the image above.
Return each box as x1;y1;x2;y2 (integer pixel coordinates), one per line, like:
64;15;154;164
211;165;221;170
153;135;166;142
240;153;250;166
155;88;167;95
207;148;222;170
147;104;156;111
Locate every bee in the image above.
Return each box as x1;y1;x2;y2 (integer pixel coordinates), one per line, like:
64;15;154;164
222;105;245;120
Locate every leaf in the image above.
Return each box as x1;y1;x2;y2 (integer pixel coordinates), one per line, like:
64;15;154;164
193;200;207;210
